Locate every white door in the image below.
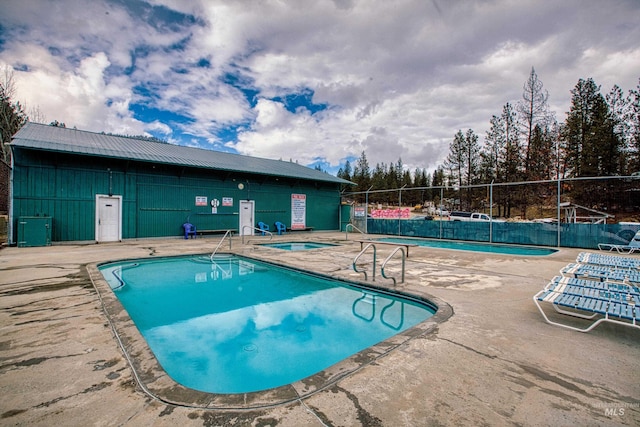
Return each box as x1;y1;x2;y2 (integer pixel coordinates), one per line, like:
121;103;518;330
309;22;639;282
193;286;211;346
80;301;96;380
96;195;122;242
239;200;255;236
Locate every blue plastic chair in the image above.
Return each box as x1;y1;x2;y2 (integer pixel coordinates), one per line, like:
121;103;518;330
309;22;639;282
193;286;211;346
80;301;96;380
257;221;269;235
275;221;286;235
183;222;196;239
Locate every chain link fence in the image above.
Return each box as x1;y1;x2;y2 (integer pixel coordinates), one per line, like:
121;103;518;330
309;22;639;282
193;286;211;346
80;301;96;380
342;175;640;249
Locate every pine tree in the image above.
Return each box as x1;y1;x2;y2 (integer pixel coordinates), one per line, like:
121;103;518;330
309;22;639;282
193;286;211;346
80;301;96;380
445;130;466;188
370;163;386;204
562;78;602;177
606;85;630;174
352;151;371;199
337;159;352;182
626;79;640;173
517;67;553;180
502;102;522;183
480;114;505;183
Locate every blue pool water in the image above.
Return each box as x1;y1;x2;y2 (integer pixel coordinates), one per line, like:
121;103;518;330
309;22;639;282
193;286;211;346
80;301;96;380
99;255;435;394
377;237;557;256
261;242;337;250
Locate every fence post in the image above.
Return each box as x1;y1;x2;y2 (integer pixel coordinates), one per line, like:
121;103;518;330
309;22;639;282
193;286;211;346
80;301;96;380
439;186;443;239
489;180;493;243
398;184;406;235
557;177;561;247
365;185;373;234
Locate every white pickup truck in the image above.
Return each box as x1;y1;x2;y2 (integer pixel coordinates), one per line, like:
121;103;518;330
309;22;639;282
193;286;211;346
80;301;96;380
450;211;494;221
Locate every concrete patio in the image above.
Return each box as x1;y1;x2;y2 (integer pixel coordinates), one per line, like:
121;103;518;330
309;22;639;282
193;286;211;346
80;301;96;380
1;232;638;426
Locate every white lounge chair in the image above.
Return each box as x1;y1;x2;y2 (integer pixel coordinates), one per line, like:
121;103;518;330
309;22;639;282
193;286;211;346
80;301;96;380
577;252;640;269
533;277;640;332
561;263;640;284
598;230;640;254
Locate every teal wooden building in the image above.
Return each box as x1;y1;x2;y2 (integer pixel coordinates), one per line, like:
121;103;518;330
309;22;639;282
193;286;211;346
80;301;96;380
9;123;351;245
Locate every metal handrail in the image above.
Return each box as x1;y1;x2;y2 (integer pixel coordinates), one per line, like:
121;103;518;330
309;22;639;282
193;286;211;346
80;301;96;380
381;246;406;286
345;223;366;240
353;243;376;281
241;225;273;244
210;229;234;261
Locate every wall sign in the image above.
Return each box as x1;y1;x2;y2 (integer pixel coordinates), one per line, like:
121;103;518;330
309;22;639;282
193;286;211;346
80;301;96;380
291;193;306;230
222;197;233;207
195;196;207;206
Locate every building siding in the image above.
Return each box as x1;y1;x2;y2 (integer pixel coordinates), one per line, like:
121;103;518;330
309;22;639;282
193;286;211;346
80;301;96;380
11;148;341;242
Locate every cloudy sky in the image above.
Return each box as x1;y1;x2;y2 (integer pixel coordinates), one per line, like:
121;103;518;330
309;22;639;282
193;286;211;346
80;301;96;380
1;0;639;175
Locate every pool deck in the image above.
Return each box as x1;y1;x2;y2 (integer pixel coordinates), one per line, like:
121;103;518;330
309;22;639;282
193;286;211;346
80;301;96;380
1;232;638;426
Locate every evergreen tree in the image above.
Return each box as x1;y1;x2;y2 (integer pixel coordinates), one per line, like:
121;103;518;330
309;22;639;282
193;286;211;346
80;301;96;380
464;129;480;184
502;102;522;182
463;129;480;209
626;79;640;173
432;167;445;187
386;163;398;194
445;130;466;188
606;84;630;174
562;78;602;177
588;94;622;176
337;159;352;182
517;67;552;180
396;158;406;187
480;114;505;183
431;166;445;208
481;103;520;216
527;124;557;181
370;163;387;204
352;151;371;201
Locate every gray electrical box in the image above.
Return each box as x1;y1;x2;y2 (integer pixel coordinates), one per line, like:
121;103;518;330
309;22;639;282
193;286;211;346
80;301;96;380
18;216;52;247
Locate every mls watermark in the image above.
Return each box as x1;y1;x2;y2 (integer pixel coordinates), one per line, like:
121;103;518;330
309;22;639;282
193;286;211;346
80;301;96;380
594;401;638;417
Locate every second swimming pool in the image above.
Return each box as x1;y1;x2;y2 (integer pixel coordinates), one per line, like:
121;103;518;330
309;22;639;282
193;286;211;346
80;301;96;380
99;255;436;394
377;237;557;256
260;241;338;250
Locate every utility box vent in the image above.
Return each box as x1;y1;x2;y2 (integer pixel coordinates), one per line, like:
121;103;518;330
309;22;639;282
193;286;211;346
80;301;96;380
18;216;52;247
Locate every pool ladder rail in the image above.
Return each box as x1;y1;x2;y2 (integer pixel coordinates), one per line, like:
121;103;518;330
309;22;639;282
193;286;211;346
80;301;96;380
240;225;273;245
353;243;406;286
210;229;235;261
344;223;366;240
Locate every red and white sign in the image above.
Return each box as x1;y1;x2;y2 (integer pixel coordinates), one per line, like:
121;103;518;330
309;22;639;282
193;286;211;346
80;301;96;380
291;194;306;230
370;208;411;218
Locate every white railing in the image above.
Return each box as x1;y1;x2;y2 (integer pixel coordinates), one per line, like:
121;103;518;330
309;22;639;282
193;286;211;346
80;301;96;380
241;225;273;244
380;247;406;286
210;229;235;261
353;243;376;281
345;223;366;240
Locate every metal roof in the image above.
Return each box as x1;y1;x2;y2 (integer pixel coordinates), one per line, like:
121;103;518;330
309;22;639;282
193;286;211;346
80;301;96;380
11;122;352;185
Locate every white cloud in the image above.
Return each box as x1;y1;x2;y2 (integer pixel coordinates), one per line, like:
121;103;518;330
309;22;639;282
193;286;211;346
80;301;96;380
1;0;639;174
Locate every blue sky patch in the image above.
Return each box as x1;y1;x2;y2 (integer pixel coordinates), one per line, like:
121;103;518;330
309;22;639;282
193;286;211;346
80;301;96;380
272;89;327;114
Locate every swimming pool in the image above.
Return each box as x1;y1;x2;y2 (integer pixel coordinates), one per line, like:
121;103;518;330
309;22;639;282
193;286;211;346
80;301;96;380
260;241;338;250
377;237;557;256
99;255;436;394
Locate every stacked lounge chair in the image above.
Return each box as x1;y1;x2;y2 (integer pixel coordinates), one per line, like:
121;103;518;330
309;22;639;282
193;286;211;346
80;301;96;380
576;251;640;269
533;252;640;332
561;263;640;283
